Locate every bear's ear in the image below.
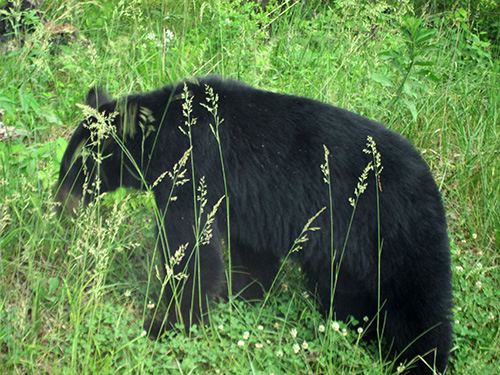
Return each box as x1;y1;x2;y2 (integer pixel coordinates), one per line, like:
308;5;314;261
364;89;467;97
113;97;154;141
86;88;111;109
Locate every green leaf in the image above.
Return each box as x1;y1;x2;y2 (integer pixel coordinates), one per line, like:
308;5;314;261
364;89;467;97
415;29;436;45
41;111;63;126
48;277;59;295
403;98;418;121
371;73;393;87
414;60;434;67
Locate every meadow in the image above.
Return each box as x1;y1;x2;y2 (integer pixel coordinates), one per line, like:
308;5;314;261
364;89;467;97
0;0;499;374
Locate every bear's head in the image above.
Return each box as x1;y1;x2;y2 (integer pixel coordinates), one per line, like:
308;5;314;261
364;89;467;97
55;88;155;214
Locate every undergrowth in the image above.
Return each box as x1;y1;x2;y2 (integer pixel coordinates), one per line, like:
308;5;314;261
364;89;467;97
1;0;499;374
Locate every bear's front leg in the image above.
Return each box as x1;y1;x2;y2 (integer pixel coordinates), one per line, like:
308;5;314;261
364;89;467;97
145;210;224;339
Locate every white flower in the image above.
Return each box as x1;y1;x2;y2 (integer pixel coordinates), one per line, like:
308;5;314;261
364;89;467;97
257;325;264;331
301;341;308;350
237;340;245;347
357;327;364;335
165;29;174;43
243;331;250;340
275;350;283;357
218;324;224;330
255;343;263;349
332;322;340;332
293;344;300;354
318;324;325;333
290;328;297;338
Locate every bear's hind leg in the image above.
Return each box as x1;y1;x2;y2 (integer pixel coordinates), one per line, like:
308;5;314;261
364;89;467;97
380;278;453;375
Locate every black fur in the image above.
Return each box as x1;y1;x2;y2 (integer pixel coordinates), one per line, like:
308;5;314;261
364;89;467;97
56;77;453;374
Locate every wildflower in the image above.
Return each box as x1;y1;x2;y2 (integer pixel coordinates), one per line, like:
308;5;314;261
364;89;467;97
290;328;297;338
165;29;174;43
341;328;347;336
477;263;483;269
472;233;477;239
293;344;301;354
301;341;308;350
274;322;280;330
363;316;369;322
218;324;224;330
357;327;364;335
141;330;147;337
147;301;155;309
257;325;264;331
275;350;283;357
318;324;325;333
332;321;340;332
237;340;245;347
455;265;464;272
243;331;250;340
476;281;483;289
255;343;263;349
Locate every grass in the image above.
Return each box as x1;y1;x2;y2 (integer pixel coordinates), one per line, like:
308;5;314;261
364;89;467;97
1;0;499;374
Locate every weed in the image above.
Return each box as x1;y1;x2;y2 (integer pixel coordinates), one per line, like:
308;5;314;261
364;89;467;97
0;0;498;374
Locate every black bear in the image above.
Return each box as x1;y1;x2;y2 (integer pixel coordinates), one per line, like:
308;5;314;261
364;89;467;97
56;76;453;374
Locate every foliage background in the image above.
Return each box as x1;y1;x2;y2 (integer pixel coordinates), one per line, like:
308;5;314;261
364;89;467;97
0;0;499;374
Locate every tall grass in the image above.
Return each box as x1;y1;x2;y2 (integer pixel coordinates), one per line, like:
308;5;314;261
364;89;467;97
1;0;499;374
